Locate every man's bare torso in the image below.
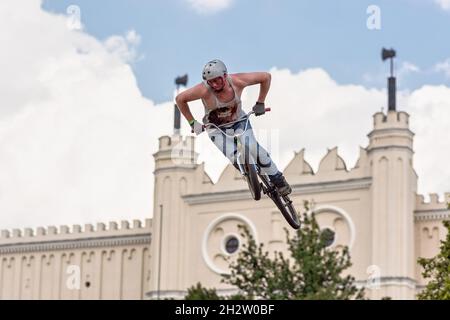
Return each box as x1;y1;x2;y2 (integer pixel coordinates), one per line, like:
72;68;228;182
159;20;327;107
201;74;243;111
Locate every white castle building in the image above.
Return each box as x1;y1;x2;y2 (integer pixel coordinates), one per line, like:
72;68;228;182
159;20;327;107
1;102;449;300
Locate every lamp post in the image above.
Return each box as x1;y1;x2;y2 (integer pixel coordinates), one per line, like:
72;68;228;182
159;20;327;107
174;75;188;135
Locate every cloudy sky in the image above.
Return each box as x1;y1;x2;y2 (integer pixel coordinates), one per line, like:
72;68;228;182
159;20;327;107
1;0;450;230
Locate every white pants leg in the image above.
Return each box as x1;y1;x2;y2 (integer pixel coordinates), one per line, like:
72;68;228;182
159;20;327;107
207;119;280;177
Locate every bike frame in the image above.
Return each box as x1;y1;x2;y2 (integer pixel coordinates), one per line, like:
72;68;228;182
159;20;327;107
202;109;270;176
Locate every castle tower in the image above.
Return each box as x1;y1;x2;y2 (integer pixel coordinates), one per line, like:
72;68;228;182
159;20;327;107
148;133;198;298
367;110;418;299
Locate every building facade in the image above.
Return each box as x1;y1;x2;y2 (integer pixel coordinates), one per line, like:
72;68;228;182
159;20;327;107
1;109;449;300
0;220;151;300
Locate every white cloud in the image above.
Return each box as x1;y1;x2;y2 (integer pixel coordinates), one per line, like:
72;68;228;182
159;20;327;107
363;61;420;87
0;0;172;230
187;0;234;14
398;61;420;75
435;0;450;10
405;85;450;194
434;59;450;77
104;30;143;63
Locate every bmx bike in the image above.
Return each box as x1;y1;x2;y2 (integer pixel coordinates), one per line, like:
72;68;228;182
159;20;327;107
200;108;300;230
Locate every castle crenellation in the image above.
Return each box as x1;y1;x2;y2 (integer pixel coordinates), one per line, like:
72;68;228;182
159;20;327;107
0;219;152;242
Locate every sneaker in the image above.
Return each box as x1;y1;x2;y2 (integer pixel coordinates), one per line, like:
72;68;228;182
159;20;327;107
270;173;292;196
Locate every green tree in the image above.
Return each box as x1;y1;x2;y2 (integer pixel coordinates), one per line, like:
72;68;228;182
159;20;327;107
184;282;221;300
417;215;450;300
222;202;365;300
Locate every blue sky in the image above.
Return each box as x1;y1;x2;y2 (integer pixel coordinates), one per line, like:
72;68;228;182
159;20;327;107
42;0;450;103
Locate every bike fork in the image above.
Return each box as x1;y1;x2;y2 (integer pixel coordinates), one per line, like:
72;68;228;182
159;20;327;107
234;137;247;176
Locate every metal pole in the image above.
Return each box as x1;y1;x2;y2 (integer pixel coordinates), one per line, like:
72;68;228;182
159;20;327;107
174;85;181;135
388;57;396;111
157;204;163;299
390;58;394;77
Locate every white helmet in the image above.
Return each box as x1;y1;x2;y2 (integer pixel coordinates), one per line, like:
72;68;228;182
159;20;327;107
202;59;227;81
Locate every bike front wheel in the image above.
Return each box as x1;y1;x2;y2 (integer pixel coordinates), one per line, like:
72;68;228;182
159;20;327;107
259;172;300;229
272;192;300;229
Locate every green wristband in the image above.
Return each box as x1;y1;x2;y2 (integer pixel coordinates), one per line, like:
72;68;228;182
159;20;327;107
188;119;195;126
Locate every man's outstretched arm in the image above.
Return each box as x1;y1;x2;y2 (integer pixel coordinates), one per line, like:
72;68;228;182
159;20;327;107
175;83;207;124
234;72;271;103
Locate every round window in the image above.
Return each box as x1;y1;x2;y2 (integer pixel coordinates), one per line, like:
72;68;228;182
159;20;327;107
320;228;336;247
224;236;240;254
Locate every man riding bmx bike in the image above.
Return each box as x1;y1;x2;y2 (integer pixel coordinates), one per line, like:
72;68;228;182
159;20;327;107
175;59;292;197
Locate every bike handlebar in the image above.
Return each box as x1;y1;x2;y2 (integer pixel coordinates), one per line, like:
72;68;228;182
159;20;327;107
190;108;271;134
202;107;271;130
